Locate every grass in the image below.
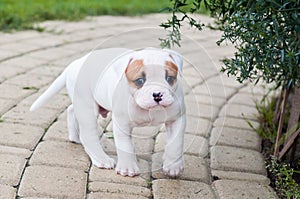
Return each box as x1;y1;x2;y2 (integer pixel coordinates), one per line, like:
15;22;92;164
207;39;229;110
254;97;300;199
0;0;172;32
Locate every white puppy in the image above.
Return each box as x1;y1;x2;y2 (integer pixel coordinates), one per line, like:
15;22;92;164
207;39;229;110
30;48;186;177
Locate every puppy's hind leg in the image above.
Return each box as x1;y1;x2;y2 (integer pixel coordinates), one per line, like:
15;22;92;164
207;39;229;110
67;104;81;144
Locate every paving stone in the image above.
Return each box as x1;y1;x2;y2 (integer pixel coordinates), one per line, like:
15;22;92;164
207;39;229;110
29;140;90;170
152;153;210;183
43;118;69;142
210;127;261;151
3;104;59;128
0;62;28;83
100;134;117;155
182;64;218;79
0;122;44;150
152;179;215;199
89;161;150;188
229;92;262;107
133;136;155;160
87;192;149;199
219;104;259;121
88;181;151;198
0;153;28;186
0;184;16;199
213;180;277;199
193;84;237;99
205;75;244;88
0;49;17;60
0;98;16;115
0;83;35;101
185;116;212;137
213;117;260;130
186;101;219;119
0;41;40;53
0;145;31;157
211;170;270;185
28;47;76;61
210;146;266;175
132;125;161;139
185;93;226;108
240;85;271;96
4;73;55;89
4;54;48;70
155;133;208;157
18;165;87;198
28;64;64;77
22;90;70;111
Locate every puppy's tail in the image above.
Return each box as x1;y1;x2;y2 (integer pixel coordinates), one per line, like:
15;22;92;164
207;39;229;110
30;70;67;112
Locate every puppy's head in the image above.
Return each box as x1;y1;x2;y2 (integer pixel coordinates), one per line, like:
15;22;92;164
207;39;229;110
125;49;182;110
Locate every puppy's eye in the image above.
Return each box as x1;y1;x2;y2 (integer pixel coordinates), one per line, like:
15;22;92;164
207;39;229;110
133;78;145;87
166;76;175;85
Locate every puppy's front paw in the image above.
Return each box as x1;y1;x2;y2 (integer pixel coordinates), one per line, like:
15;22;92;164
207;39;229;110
116;161;140;177
92;155;116;169
163;158;184;178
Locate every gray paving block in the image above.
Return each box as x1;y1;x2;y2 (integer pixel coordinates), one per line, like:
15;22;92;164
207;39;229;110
185;93;226;108
213;180;277;199
229;93;261;107
0;83;35;101
152;179;215;199
210;127;261;151
18;165;87;198
87;192;149;199
0;184;16;199
22;91;70;111
4;73;55;89
185;116;212;137
28;47;76;61
43;118;69;142
152;153;210;183
29;140;90;170
0;122;44;150
132;125;161;139
213;117;260;130
89;158;150;185
211;170;270;185
205;74;244;88
219;104;259;121
3;104;59;128
0;98;16;115
210;146;266;175
133;136;155;161
193;83;237;99
0;145;31;157
88;181;151;198
186;101;219;119
155;133;208;157
0;154;27;186
0;62;28;82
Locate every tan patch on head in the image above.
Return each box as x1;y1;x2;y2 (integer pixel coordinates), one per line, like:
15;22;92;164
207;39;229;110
165;61;178;76
125;59;145;88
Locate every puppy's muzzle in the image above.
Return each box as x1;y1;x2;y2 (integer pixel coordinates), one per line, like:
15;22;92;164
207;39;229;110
153;92;163;103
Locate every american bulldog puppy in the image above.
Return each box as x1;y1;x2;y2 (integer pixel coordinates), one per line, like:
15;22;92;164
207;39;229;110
30;48;186;177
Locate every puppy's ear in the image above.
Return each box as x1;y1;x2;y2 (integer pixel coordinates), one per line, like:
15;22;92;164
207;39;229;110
163;49;183;72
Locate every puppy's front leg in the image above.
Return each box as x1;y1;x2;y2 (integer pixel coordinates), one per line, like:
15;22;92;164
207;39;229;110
113;115;140;177
163;114;186;177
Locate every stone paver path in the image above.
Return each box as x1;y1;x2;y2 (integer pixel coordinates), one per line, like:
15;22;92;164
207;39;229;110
0;14;277;198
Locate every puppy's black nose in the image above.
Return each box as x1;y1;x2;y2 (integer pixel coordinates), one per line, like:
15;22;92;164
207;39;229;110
153;92;163;103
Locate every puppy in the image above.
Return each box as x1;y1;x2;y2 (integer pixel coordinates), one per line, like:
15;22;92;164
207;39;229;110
30;48;186;177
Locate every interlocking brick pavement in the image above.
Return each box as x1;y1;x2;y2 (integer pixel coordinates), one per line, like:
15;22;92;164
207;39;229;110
0;14;278;198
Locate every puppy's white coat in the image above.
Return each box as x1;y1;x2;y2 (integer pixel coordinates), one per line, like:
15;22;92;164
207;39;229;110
31;48;186;177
